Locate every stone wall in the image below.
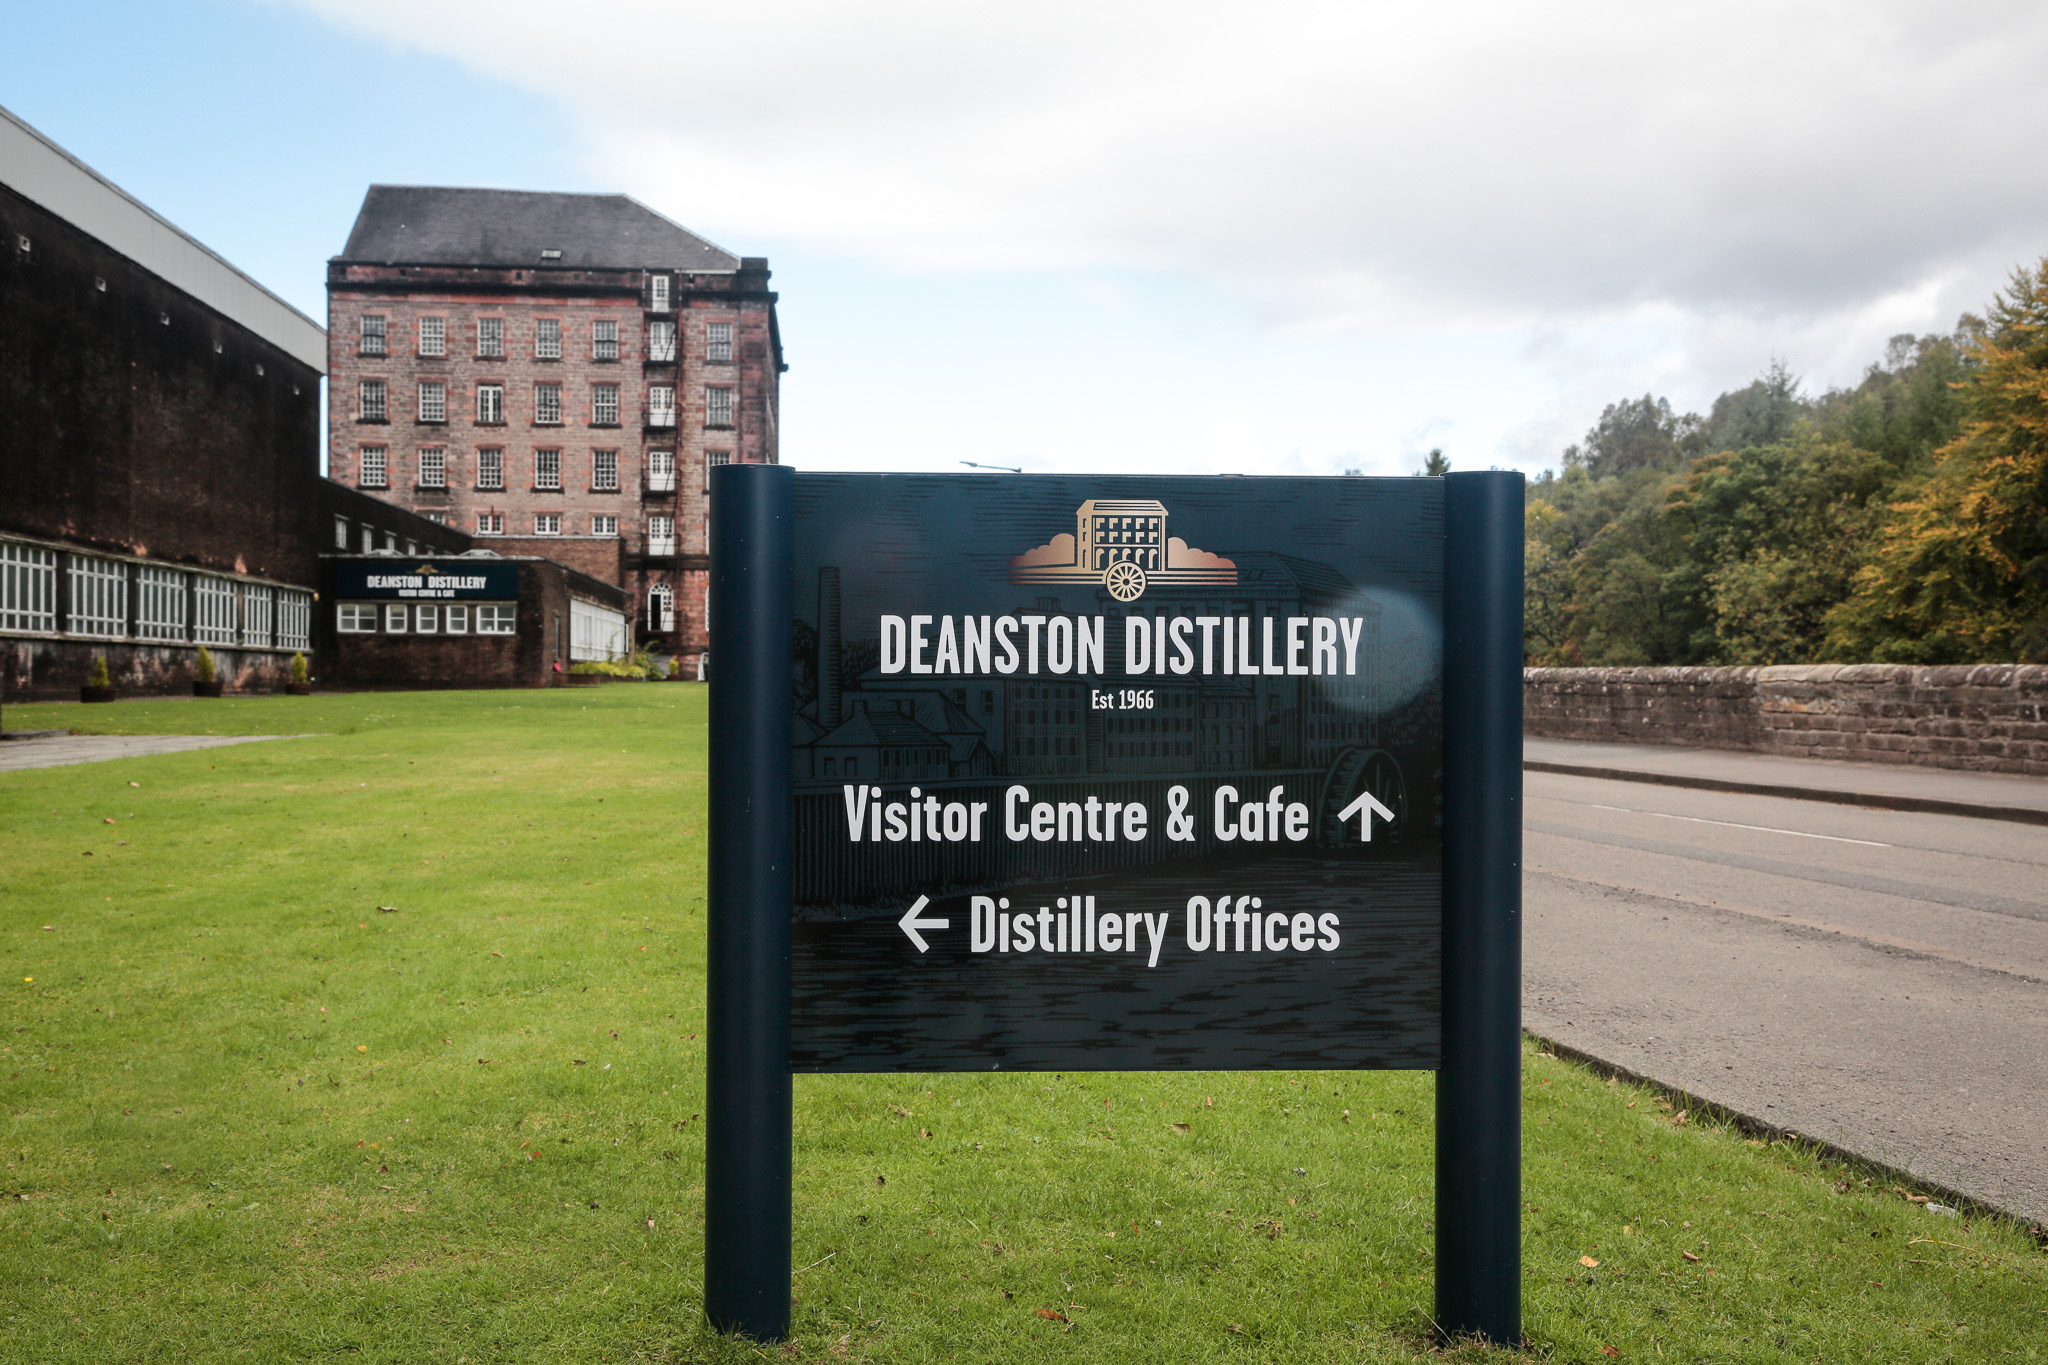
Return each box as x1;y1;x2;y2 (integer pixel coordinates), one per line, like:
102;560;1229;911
1525;665;2048;776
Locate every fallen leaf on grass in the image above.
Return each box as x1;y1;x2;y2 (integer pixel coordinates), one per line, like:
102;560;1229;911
477;1058;491;1066
1170;1122;1191;1133
1669;1110;1689;1127
1580;1255;1600;1268
1036;1309;1067;1322
1680;1251;1700;1262
1225;1324;1245;1334
1203;1096;1214;1109
920;1128;932;1139
1601;1347;1621;1358
376;906;397;914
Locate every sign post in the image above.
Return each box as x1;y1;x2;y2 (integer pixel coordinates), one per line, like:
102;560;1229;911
1437;471;1524;1344
703;463;795;1341
705;465;1521;1345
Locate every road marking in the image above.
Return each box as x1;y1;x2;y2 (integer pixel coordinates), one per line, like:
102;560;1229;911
1585;804;1888;847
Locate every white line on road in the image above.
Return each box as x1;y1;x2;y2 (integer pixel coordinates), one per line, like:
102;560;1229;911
1584;804;1890;847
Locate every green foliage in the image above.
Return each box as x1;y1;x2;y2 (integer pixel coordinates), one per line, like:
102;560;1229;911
666;653;685;680
1;689;2044;1361
1528;309;1981;664
87;655;110;689
194;645;217;683
288;651;309;685
1418;448;1451;477
1825;260;2048;662
567;648;660;679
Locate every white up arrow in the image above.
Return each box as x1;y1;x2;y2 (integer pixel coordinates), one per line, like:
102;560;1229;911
1337;790;1397;842
896;895;950;953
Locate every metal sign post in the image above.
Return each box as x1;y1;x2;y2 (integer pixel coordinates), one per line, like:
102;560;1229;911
704;464;1522;1346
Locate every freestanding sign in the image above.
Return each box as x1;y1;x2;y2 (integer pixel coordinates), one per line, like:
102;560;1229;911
705;468;1523;1346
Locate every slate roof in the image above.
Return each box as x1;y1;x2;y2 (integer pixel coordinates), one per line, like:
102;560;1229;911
336;186;740;272
810;703;949;752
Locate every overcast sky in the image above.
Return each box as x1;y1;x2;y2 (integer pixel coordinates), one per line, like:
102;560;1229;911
11;0;2048;476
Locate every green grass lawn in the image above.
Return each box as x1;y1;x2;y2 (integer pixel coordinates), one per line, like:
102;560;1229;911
1;688;2043;1363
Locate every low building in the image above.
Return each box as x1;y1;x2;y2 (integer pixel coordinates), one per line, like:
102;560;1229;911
1;102;326;700
316;551;629;689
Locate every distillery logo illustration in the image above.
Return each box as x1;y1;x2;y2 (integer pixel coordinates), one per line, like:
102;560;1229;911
1008;498;1237;602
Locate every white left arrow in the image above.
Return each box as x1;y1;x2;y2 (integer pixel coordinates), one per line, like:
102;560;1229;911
1337;789;1397;842
896;895;949;953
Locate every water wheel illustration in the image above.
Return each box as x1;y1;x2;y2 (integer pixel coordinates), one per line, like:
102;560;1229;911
1103;562;1147;601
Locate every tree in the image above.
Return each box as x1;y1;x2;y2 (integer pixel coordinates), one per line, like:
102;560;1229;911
1418;448;1451;477
1826;258;2048;662
1562;396;1701;479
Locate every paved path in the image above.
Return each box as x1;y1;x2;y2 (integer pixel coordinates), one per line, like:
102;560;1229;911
1524;754;2048;1224
0;733;302;772
1528;736;2048;821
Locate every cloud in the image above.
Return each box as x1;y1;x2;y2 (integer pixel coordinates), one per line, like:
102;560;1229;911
1010;534;1077;569
1166;538;1233;572
286;0;2048;333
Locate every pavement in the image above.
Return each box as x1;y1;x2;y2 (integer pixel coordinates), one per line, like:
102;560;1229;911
0;733;303;772
1523;739;2048;1226
1527;736;2048;823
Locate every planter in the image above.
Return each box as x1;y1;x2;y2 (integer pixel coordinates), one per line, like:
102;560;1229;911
193;681;224;698
81;686;116;704
285;683;313;697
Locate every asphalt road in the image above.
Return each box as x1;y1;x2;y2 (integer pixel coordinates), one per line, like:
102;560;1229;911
1525;768;2048;1224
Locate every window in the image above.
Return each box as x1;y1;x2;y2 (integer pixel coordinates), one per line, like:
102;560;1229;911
415;604;439;634
477;603;516;634
194;577;237;645
334;516;350;549
418;382;446;423
360;525;377;553
136;565;187;642
278;590;311;651
0;544;57;632
707;322;733;363
592;383;619;425
444;604;470;634
242;584;274;648
593;319;618;360
359;380;387;422
360;446;388;488
477;316;503;358
706;449;733;485
476;511;504;534
359;315;386;356
649;275;670;312
424;512;447;526
593;449;619;490
535;448;562;490
648;319;676;362
706;385;734;428
648;515;676;555
647;449;676;492
535;382;561;424
477;384;503;423
418;447;446;488
536;318;561;359
535;513;561;535
418;316;445;357
337;603;378;633
592;514;618;536
648;582;675;631
648;385;675;427
384;603;409;634
477;447;504;490
67;556;129;637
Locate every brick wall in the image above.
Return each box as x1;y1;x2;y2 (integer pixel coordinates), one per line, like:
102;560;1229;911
1525;665;2048;776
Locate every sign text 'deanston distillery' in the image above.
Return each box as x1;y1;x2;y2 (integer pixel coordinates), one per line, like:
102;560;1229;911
788;474;1445;1072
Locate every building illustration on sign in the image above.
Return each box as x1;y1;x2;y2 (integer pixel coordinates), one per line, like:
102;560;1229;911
1009;498;1238;601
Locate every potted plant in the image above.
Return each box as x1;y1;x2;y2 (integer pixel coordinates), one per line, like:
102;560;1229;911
81;656;115;704
193;646;224;698
285;652;312;696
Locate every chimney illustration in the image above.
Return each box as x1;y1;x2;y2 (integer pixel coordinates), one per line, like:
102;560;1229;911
818;566;843;729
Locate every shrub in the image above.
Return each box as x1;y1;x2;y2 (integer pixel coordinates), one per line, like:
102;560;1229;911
88;656;111;689
195;646;218;683
289;652;310;685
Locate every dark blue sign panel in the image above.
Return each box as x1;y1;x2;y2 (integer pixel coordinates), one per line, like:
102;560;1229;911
329;558;520;600
789;474;1444;1072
